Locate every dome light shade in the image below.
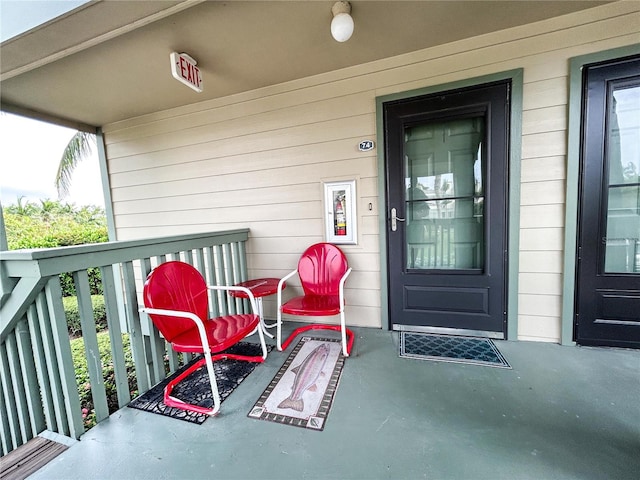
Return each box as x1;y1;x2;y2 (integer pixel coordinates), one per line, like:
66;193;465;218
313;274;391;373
331;1;354;42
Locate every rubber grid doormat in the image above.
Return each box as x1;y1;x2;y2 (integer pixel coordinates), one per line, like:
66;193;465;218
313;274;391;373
128;342;272;424
248;336;345;431
399;332;511;368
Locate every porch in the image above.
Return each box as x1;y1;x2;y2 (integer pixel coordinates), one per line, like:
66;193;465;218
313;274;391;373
27;325;640;480
1;228;638;479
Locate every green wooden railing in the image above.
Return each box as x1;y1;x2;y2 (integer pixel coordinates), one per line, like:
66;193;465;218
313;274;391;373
0;229;250;456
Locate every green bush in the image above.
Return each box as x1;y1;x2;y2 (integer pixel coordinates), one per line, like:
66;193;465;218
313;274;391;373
3;200;108;296
71;331;137;430
59;267;104;298
3;202;107;250
63;295;108;337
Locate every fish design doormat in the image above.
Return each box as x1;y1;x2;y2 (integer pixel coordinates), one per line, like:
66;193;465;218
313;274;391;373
128;342;272;424
248;336;345;431
399;332;511;368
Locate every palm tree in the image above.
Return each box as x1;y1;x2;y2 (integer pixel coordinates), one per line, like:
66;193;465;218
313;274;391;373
13;196;38;216
55;131;96;199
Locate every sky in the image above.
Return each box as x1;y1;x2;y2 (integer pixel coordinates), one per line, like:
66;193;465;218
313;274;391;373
0;0;88;42
0;1;103;208
0;113;105;207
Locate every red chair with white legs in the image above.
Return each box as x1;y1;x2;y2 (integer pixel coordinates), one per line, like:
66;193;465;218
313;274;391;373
140;261;267;416
276;243;354;356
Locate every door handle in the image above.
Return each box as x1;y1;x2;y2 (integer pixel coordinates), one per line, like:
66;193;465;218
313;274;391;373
391;208;405;231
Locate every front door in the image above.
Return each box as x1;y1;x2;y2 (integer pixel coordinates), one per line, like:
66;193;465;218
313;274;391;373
575;55;640;349
384;81;510;337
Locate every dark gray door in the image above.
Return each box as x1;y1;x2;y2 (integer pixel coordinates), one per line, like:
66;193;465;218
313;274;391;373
384;81;510;337
575;55;640;349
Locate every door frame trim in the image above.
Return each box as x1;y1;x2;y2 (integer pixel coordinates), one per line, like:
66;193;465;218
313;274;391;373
563;44;640;345
375;69;523;340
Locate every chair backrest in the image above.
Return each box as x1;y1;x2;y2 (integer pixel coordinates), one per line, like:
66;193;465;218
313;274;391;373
298;243;348;296
143;261;209;343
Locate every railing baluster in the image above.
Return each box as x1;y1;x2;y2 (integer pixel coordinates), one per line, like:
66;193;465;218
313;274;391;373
203;246;220;317
35;289;64;434
26;303;51;432
15;317;43;439
194;249;205;276
7;327;31;443
44;278;84;440
99;265;130;408
0;336;20;451
167;252;181;372
121;261;149;394
230;242;243;313
73;269;109;423
154;255;179;373
0;362;10;455
140;257;165;385
213;245;227;316
222;243;236;314
31;296;57;433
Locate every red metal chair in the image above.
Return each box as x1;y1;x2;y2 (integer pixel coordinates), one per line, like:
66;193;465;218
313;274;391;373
140;261;267;416
276;243;354;356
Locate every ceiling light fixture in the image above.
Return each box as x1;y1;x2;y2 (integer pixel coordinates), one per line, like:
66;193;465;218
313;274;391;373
331;1;354;43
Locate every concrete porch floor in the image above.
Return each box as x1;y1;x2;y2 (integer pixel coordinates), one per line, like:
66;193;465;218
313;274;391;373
29;324;640;480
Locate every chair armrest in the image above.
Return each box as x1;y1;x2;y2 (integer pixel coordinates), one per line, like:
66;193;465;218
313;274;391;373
207;285;259;314
277;269;298;308
339;267;352;310
139;306;211;354
139;306;203;326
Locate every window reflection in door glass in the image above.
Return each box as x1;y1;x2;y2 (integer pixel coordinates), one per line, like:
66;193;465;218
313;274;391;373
404;117;485;269
604;84;640;273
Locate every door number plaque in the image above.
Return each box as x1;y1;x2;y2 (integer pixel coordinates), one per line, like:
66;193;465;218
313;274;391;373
358;140;375;152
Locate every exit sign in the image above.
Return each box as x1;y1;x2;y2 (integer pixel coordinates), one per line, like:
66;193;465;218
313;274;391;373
170;52;203;92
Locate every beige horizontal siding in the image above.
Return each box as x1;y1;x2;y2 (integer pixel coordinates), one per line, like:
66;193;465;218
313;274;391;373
111;156;374;203
520;205;566;229
518;315;562;343
521;156;566;183
519;273;563;295
106;93;374;159
103;2;640;337
521;131;568;159
520;180;566;206
522;106;567;135
519;228;565;251
519;252;565;274
519;294;563;318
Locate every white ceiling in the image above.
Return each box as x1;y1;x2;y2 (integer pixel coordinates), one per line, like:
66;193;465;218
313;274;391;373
0;0;609;128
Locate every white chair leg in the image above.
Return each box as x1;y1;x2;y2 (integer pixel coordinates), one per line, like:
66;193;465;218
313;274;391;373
340;310;349;357
203;351;221;415
276;308;283;351
257;298;274;339
257;316;268;359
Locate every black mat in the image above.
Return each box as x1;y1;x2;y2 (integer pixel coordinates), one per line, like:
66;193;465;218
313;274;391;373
128;342;272;424
399;332;511;368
